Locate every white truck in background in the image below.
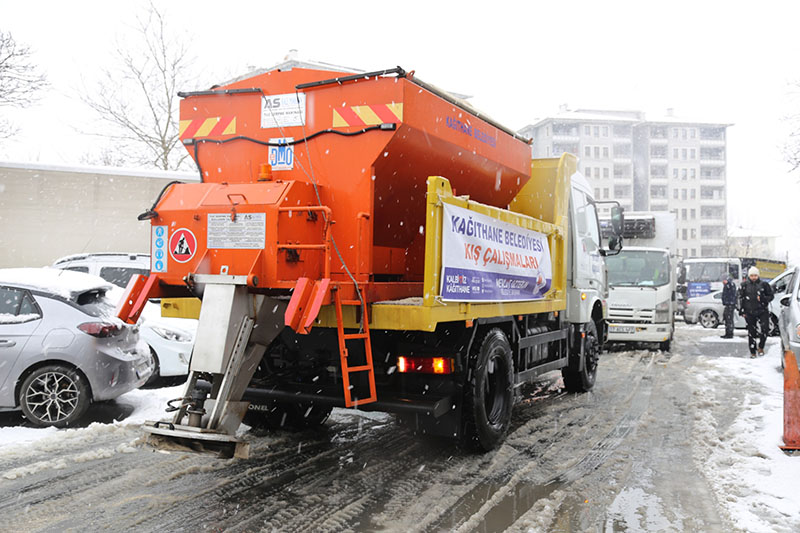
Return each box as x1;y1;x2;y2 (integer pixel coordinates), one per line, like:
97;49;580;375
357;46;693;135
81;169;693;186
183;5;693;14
601;212;677;350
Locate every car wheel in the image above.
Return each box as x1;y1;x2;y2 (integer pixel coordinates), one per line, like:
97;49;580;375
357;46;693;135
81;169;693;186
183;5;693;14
769;313;780;337
462;328;515;452
19;365;90;428
562;320;600;392
144;347;160;387
698;310;719;329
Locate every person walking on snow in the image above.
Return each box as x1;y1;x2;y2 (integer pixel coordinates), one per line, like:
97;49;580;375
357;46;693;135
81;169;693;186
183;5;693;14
738;266;773;358
720;274;737;339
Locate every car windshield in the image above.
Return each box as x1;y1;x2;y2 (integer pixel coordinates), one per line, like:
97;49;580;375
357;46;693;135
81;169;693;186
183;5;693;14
685;262;727;282
607;250;670;287
74;289;116;318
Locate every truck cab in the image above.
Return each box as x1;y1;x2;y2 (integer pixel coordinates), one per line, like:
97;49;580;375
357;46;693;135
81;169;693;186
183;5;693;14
603;212;676;350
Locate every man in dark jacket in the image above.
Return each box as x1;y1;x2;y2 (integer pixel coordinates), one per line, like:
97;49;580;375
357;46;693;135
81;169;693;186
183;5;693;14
738;266;773;357
720;274;737;338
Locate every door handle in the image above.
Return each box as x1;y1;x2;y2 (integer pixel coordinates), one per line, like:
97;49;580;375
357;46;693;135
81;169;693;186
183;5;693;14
0;340;17;348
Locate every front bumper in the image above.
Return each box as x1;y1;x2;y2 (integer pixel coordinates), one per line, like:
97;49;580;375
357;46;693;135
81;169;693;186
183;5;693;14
607;322;672;343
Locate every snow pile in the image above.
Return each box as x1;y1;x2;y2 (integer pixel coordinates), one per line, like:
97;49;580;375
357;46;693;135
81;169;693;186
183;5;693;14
0;384;182;456
691;340;800;533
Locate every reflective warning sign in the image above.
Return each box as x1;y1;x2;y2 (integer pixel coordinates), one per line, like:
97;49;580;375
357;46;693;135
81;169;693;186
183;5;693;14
169;228;197;263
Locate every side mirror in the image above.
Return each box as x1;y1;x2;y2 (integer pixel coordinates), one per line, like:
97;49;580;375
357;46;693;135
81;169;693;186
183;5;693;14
608;234;622;251
610;206;624;236
782;295;791;307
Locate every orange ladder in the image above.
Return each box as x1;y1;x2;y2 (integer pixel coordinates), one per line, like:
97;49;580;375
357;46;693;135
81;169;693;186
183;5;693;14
333;286;377;407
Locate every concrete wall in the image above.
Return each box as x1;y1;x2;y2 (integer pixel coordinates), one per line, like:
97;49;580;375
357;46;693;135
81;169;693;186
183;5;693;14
0;162;197;268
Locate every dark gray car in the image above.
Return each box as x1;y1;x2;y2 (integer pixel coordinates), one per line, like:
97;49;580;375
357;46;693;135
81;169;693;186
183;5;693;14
0;268;153;427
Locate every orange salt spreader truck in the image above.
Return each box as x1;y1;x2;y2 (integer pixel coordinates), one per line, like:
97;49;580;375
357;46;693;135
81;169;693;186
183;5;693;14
117;65;623;456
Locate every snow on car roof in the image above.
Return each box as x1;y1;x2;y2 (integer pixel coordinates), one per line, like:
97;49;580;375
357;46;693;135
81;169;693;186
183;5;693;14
0;268;111;299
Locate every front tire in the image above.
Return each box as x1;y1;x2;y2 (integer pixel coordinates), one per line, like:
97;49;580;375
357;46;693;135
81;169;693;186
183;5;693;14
562;320;599;392
462;328;515;452
144;347;160;387
19;365;91;428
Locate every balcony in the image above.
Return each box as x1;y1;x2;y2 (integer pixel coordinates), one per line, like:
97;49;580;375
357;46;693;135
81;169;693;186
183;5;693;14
700;159;725;167
699;138;725;147
649;137;668;144
553;133;580;142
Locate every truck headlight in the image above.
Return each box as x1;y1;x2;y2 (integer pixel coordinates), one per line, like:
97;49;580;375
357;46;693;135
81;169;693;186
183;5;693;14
150;325;192;343
655;301;671;323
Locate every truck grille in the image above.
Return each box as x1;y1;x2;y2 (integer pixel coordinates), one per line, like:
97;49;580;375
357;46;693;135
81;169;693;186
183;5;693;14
609;307;654;323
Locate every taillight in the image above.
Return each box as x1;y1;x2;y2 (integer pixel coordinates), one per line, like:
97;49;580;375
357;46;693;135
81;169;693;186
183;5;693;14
78;322;121;338
396;356;453;375
685;300;690;306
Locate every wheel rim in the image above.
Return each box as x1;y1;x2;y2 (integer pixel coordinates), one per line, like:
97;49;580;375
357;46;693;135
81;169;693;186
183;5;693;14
483;348;510;427
25;372;80;423
700;311;716;328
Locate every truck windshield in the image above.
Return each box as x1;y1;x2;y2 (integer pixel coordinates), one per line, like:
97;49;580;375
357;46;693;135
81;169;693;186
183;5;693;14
685;262;727;282
607;250;670;287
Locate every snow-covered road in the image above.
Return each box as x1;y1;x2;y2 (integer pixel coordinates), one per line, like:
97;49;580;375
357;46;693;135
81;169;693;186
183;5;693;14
0;324;797;532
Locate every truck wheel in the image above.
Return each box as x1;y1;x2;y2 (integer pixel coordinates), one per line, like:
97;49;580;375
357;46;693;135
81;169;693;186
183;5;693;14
19;365;91;428
659;339;672;352
462;328;514;452
562;321;599;393
698;310;719;329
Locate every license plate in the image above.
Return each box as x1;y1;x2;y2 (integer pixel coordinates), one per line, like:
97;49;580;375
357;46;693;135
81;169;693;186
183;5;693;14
610;325;635;334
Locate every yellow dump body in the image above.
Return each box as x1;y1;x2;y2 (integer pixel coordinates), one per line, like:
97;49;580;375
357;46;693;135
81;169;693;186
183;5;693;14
313;154;574;332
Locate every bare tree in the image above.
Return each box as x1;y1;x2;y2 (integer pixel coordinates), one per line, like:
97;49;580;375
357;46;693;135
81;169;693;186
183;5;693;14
0;31;48;139
81;3;197;170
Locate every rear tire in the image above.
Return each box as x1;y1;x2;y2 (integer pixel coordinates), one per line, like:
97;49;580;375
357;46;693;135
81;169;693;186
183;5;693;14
461;328;514;452
562;320;599;392
698;310;719;329
19;365;91;428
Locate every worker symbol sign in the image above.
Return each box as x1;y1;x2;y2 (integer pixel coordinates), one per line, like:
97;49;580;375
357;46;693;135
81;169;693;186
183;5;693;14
169;228;197;263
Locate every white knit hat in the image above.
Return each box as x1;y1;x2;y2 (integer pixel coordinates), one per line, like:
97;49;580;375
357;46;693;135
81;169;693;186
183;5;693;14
748;266;759;277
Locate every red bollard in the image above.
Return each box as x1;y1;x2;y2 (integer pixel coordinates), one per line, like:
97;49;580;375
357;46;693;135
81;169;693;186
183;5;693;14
781;350;800;451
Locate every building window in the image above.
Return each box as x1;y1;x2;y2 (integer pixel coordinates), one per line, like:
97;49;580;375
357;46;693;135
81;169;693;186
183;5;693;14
681;189;687;200
672;128;678;138
691;248;696;256
682;148;687;160
673;189;678;199
594;126;600;137
585;166;591;176
691;148;696;159
673;168;678;178
595;188;600;198
691;208;696;219
603;167;609;178
546;126;551;136
603;147;609;158
585;125;591;135
584;146;590;157
602;126;608;137
603;188;609;199
690;128;696;139
681;208;687;220
690;168;696;179
594;168;600;178
546;146;551;156
690;189;696;199
681;169;687;179
673;148;679;159
682;229;688;239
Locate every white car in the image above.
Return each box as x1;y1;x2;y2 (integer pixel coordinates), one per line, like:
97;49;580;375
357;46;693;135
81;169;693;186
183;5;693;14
683;290;746;329
52;253;195;382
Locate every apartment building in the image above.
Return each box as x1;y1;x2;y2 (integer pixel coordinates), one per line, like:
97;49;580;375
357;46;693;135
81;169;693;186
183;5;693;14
519;108;730;258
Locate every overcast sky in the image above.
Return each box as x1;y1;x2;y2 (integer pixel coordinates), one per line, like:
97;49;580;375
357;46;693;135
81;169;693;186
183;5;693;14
3;0;800;261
